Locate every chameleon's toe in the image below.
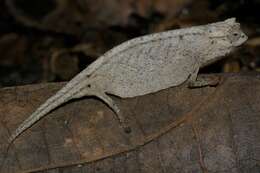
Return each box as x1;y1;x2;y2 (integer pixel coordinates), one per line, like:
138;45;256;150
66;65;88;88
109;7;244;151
124;126;132;134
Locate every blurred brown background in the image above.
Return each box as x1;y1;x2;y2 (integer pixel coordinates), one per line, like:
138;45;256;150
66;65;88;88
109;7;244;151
0;0;259;87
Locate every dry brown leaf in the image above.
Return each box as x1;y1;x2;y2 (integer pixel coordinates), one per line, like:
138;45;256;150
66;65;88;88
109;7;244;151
223;60;241;73
246;37;260;47
153;0;193;17
0;73;259;173
6;0;134;34
0;33;27;66
6;0;193;35
50;50;80;80
50;43;102;80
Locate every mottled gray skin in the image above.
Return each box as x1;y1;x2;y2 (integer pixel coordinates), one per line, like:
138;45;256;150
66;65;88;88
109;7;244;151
9;18;247;143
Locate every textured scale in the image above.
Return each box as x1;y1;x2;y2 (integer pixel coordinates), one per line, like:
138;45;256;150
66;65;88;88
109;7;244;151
8;18;247;143
97;39;196;96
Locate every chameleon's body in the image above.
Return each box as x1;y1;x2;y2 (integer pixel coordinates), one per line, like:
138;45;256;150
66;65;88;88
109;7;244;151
9;18;247;143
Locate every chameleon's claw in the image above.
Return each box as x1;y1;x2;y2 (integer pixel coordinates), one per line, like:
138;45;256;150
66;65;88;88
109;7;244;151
123;125;132;134
118;117;132;134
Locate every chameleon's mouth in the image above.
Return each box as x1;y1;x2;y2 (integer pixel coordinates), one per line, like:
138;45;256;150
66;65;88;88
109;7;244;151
233;33;248;46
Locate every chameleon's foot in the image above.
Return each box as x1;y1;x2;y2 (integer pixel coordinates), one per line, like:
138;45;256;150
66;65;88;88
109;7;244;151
96;93;132;134
115;112;132;134
123;124;132;134
117;114;132;134
188;75;221;88
112;106;132;134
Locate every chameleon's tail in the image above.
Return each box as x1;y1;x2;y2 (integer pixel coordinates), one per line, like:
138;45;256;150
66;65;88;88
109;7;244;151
8;78;128;144
8;82;89;145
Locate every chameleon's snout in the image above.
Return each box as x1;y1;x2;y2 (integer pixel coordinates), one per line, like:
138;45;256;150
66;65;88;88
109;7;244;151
234;32;248;46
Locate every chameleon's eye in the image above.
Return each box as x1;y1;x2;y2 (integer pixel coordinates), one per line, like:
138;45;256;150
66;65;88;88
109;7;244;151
227;30;247;46
228;32;241;44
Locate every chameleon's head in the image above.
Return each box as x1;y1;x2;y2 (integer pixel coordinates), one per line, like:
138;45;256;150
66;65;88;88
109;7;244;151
201;18;248;67
207;18;247;46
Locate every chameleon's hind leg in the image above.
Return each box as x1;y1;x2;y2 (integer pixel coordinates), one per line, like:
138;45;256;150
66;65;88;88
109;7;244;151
96;93;131;133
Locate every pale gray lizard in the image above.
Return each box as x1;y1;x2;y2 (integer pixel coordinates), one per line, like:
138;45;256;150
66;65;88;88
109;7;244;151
8;18;247;144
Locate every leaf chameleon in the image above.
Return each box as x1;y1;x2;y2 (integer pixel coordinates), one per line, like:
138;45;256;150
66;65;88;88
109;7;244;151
8;18;247;143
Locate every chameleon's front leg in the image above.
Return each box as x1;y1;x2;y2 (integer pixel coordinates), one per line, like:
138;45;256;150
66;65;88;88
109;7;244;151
188;68;220;88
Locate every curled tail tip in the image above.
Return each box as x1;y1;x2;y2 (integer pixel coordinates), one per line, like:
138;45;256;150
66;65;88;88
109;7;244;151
7;134;16;145
7;137;13;145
